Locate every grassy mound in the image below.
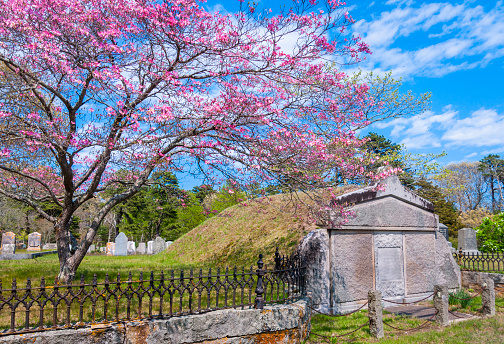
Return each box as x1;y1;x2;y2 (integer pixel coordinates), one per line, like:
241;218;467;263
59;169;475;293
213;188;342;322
165;187;358;267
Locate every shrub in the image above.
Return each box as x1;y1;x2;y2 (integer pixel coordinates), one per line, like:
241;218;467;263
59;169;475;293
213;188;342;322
475;212;504;252
449;289;473;309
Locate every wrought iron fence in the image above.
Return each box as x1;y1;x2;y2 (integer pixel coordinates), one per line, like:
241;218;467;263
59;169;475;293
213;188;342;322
454;249;504;272
0;249;306;336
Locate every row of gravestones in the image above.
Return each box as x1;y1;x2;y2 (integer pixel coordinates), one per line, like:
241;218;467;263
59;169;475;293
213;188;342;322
1;231;173;256
1;231;43;254
88;233;173;256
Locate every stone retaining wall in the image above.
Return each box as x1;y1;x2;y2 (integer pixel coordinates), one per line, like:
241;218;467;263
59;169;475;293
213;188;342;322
0;250;57;261
0;299;310;344
461;271;504;287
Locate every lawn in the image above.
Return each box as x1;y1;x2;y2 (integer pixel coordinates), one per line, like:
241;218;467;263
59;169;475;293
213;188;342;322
305;312;504;343
0;251;195;287
305;290;504;343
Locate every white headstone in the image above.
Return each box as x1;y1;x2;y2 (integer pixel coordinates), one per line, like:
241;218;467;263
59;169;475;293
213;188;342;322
137;242;146;254
165;241;173;249
2;244;15;254
147;241;154;255
152;237;165;254
127;241;136;255
42;243;57;250
114;233;128;256
90;244;96;252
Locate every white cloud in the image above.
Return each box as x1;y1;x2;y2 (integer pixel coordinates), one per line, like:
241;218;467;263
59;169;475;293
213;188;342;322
442;109;504;146
464;152;478;158
351;2;504;78
376;107;504;150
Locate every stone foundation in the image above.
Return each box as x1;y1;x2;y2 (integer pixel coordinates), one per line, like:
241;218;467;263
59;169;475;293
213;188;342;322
0;299;310;344
461;271;504;288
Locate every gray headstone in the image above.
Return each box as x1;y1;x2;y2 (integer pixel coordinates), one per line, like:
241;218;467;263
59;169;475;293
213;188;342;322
165;241;173;249
114;233;128;256
42;243;57;250
147;241;153;255
1;243;15;254
152;237;165;254
90;244;96;252
458;228;478;252
127;241;136;255
438;223;449;242
27;232;42;251
137;242;146;254
2;231;15;246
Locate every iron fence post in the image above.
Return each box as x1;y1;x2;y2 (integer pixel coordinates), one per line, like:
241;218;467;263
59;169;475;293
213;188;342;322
254;254;265;309
274;247;281;271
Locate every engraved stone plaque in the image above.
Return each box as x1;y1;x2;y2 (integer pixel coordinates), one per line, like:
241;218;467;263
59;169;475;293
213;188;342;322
377;247;403;282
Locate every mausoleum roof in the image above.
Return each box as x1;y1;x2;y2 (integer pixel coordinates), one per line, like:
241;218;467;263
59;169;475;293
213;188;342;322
333;175;435;212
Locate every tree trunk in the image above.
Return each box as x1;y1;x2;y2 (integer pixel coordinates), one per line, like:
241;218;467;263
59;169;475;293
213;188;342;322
55;209;74;283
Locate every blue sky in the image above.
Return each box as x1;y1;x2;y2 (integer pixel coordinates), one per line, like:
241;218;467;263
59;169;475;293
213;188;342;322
348;0;504;165
206;0;504;164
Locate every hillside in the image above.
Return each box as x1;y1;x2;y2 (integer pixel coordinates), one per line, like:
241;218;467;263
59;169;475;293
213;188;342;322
164;186;359;267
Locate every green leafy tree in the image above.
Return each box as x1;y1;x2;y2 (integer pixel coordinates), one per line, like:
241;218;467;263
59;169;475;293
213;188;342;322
414;179;463;237
475;213;504;252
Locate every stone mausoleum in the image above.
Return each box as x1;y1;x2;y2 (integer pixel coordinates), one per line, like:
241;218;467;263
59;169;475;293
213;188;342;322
299;175;460;314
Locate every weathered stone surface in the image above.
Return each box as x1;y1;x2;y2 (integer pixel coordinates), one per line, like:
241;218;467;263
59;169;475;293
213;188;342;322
435;233;461;289
90;244;96;252
1;231;15;246
1;244;15;254
433;285;449;326
106;242;115;256
27;232;42;251
0;299;310;344
405;233;436;294
297;228;330;312
374;232;404;299
438;223;449;241
147;241;153;255
374;232;402;248
333;175;434;213
481;276;495;316
338;197;437;229
43;243;57;250
114;233;128;256
461;271;504;287
127;241;136;255
137;242;146;254
458;228;478;251
331;231;374;303
152;237;165;254
368;290;384;339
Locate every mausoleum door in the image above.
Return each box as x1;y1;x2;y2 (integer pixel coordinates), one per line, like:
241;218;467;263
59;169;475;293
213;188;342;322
374;232;405;299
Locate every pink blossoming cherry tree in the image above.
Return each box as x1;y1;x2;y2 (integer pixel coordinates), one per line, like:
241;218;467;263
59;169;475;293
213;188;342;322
0;0;389;282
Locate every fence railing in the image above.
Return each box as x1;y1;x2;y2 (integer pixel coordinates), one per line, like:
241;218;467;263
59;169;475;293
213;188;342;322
454;249;504;273
0;249;306;336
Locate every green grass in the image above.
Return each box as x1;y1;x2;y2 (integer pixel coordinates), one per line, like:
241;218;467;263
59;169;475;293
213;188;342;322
305;305;504;343
0;251;192;286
